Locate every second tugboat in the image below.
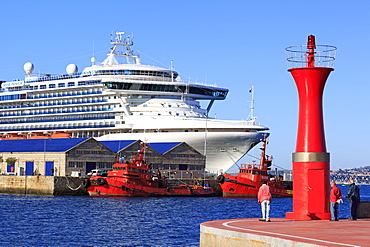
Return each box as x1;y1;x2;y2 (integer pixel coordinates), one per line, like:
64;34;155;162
85;143;214;197
217;136;292;197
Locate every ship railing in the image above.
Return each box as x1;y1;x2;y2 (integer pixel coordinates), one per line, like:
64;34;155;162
107;76;219;88
0;107;115;118
0;124;116;132
180;118;261;126
24;73;82;83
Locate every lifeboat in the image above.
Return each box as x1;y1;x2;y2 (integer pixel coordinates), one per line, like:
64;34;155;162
27;132;51;139
3;133;27;140
51;132;71;138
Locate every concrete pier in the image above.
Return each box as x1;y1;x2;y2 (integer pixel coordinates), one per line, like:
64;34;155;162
201;217;370;247
0;175;87;196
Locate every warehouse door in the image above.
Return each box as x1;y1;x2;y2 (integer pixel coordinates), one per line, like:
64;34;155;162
7;165;15;173
25;162;34;175
45;162;54;176
86;162;96;174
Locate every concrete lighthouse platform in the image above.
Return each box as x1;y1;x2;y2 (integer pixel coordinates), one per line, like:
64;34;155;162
200;218;370;246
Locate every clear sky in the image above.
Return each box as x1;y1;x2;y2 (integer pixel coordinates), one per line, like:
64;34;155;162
0;0;369;171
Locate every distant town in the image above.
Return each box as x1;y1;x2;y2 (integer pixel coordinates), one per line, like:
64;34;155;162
331;166;370;184
274;166;370;184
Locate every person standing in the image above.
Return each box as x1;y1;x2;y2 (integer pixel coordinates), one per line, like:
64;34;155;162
258;180;272;222
345;178;360;220
329;182;342;221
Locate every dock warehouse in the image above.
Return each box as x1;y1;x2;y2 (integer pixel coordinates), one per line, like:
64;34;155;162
0;138;206;178
0;138;115;176
100;140;206;179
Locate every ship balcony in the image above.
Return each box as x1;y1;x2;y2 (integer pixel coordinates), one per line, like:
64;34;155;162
0;107;118;118
0;122;117;132
0;99;110;110
29;90;103;99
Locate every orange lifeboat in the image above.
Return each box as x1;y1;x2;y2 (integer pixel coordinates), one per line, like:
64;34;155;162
28;132;51;139
51;132;71;138
4;133;27;140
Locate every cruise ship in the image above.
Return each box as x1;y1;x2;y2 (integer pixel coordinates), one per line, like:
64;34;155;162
0;31;269;173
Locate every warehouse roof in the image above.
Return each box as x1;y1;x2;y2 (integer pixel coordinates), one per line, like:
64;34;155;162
98;140;183;154
0;138;90;152
0;139;187;155
147;142;182;154
98;140;138;152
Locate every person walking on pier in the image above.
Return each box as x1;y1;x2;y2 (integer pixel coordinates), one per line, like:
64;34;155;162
345;179;360;220
329;182;342;221
258;180;272;222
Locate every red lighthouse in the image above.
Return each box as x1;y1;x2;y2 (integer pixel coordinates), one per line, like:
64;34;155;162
285;36;337;220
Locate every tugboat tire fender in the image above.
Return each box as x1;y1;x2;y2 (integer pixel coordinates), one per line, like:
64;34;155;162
217;175;225;184
97;178;107;185
82;178;90;188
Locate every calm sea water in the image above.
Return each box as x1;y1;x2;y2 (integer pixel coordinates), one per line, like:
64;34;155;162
0;185;368;247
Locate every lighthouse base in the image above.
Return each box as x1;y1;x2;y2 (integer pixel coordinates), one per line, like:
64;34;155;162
286;212;331;220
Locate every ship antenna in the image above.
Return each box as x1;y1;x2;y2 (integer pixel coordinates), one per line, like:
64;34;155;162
247;85;255;121
170;60;174;83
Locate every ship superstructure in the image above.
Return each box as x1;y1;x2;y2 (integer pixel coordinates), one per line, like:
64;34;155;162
0;31;269;172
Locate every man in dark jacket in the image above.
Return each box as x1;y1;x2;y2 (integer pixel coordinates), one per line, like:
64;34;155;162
345;179;360;220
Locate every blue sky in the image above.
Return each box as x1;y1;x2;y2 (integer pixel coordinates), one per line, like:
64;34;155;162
0;0;369;170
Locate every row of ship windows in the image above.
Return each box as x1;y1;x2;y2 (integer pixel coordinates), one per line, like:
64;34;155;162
0;106;115;117
30;90;102;99
82;70;177;78
104;81;228;98
0;114;116;124
2;80;101;93
0;90;103;102
0;123;116;132
38;80;100;89
0;98;109;109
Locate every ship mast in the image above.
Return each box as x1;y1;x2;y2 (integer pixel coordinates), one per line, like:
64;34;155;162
102;31;141;65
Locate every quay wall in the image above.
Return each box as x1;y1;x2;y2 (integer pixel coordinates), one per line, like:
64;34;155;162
0;176;88;196
200;223;308;247
358;201;370;218
0;176;218;196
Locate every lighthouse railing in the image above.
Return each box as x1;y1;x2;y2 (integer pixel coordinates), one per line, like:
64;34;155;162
285;45;337;69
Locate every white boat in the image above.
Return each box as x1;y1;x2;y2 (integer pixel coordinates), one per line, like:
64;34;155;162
0;31;269;173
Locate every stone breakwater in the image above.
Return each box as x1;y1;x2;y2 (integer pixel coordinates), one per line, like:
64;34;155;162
0;176;87;196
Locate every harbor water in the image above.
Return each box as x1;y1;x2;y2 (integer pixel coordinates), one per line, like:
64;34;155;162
0;185;368;247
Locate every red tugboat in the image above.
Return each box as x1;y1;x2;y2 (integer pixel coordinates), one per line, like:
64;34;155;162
86;143;214;197
217;136;292;197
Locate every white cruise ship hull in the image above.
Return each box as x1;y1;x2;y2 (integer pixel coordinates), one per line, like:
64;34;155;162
97;130;267;173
